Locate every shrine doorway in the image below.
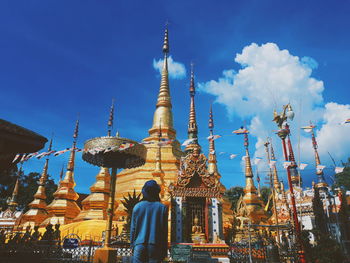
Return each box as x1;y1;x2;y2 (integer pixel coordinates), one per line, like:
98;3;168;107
185;197;206;242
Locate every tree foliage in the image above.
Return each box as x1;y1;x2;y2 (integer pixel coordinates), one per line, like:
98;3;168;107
333;158;350;191
0;170;57;211
224;186;244;210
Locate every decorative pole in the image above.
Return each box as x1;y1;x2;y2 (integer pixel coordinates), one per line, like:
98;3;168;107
264;139;280;245
272;104;306;263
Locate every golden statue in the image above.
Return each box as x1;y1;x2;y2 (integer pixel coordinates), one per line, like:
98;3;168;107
191;215;206;244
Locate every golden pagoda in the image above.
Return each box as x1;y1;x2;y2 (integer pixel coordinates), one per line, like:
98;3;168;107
42;120;81;226
20;139;53;227
74;103;114;222
0;171;21;231
235;129;267;224
115;27;183;213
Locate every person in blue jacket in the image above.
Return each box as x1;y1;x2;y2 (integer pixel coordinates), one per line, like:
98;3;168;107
130;180;168;263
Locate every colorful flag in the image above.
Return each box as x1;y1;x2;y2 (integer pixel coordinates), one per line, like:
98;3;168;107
229;154;237;159
241;156;247;161
75;148;83;152
299;162;308;170
233;127;249;135
158;139;173;146
119;143;134;150
141;141;154;145
182;138;197;146
207;135;222;140
104;146;116;153
316;164;326;172
219;152;226;155
54;148;70;156
342;118;350;124
20;154;28;162
301;125;315;133
209;150;216;155
335;167;345;174
24;152;38;161
254;157;263;165
269;160;277;168
283;161;292;169
12;154;21;163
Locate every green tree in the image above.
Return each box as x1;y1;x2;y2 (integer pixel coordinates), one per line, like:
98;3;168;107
224;186;244;210
312;186;328;235
333;158;350;191
260;186;271;205
0;171;57;211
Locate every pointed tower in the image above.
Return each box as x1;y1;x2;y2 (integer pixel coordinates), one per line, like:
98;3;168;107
42;120;81;226
116;27;183;210
270;143;281;193
185;65;200;153
310;126;328;191
7;174;20;212
21;139;53;227
74;103;113;221
208;105;222;183
238;129;267;224
147;27;176;140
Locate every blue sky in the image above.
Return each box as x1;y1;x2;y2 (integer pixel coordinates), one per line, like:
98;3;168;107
1;0;350;193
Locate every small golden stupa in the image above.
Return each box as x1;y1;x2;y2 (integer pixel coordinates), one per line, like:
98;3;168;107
235;130;268;225
41;120;81;226
20;139;53;227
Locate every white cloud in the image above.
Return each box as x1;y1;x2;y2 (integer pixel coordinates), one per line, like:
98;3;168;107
199;42;350;170
153;56;186;79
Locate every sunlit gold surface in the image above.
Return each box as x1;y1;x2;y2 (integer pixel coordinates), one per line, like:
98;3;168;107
74;167;111;221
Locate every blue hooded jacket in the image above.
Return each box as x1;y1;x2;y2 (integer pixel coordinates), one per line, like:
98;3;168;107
130;180;168;258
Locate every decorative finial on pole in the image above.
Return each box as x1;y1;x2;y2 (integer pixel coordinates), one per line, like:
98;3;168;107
162;23;169;54
73;118;79;143
108;99;115;137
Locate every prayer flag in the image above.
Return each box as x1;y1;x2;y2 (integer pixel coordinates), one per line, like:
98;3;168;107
182;138;197;146
12;154;21;163
54;148;70;156
301;125;315;133
283;161;292;169
233;127;249;135
342;118;350;124
316;164;326;172
299;163;308;170
254;157;263;165
119;143;134;151
209;150;215;155
241;156;247;161
207;135;221;140
219;152;226;155
229;154;237;159
335;167;345;174
269;160;277;168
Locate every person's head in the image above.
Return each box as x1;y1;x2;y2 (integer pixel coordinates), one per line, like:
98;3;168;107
142;180;161;202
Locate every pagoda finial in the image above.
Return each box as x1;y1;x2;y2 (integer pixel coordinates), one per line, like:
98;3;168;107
8;167;21;210
59;164;64;182
209;104;214;131
162;22;169;54
68;119;79;172
309;124;328;189
149;26;175;139
208;105;218;176
187;63;198;141
269;141;281;192
107;99;115;137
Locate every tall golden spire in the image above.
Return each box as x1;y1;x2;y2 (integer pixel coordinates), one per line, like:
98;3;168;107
149;26;176;140
185;64;200;152
43;120;80;226
238;129;267;223
21;138;53;227
270;142;281;193
153;121;163;176
7;171;20;210
208;105;218;176
310;126;328;190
